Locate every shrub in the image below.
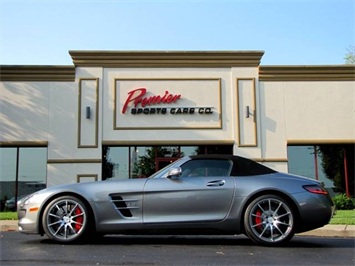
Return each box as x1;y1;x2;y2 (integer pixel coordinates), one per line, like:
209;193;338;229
332;194;355;210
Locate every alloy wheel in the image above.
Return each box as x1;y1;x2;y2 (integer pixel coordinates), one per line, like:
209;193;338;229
43;196;88;242
244;195;294;245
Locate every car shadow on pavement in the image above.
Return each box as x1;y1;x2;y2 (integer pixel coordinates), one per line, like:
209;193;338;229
38;235;354;248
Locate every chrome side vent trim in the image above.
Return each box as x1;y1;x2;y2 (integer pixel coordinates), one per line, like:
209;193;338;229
110;195;139;218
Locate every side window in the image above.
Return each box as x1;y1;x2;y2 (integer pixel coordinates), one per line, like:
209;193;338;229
180;159;232;177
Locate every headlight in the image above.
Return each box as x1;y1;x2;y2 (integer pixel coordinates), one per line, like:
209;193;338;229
22;193;42;206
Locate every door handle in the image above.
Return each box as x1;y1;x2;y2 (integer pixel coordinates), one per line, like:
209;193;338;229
207;180;225;187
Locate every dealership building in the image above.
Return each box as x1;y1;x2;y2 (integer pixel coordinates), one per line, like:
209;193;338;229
0;51;354;202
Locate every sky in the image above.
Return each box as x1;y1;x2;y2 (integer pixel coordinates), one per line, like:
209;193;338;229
0;0;354;66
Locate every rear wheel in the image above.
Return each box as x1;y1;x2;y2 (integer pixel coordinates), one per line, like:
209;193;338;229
42;196;89;243
244;194;295;246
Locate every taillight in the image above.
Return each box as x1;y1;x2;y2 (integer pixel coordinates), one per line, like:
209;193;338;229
303;185;328;195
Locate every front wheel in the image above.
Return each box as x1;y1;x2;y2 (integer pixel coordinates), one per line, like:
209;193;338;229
244;194;295;246
42;196;89;243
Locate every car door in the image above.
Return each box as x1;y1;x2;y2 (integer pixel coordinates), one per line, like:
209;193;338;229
143;158;235;224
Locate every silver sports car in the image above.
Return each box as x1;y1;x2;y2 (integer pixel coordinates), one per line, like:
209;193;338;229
17;155;334;246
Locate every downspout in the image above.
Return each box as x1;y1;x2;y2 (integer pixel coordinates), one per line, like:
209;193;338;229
343;148;350;197
314;146;319;180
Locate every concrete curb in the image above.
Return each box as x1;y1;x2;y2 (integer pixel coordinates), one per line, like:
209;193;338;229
0;220;18;232
1;220;355;238
296;225;355;238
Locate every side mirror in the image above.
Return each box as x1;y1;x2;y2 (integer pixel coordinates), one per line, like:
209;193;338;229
167;167;182;179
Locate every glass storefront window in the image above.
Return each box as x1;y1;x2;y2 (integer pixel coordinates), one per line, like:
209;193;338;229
133;146;155;178
0;147;47;211
18;148;47;196
0;148;17;209
181;146;199;156
103;145;233;180
287;146;333;188
104;147;129;180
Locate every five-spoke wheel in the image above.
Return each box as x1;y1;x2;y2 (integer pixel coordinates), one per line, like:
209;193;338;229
244;194;295;246
42;196;89;243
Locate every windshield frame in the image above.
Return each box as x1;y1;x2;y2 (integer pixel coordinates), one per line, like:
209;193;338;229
149;157;190;178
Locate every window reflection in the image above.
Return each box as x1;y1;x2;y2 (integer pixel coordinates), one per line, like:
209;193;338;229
0;148;17;183
103;145;233;180
0;147;47;211
287;146;333;188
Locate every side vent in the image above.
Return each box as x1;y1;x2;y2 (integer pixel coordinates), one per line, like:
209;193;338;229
110;195;139;218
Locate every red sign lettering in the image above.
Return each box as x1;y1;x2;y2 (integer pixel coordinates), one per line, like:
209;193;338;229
122;88;181;114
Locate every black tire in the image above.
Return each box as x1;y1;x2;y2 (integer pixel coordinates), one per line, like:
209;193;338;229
42;195;89;243
244;194;295;246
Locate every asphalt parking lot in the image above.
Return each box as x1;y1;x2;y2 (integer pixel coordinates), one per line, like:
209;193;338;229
1;219;355;238
1;230;354;266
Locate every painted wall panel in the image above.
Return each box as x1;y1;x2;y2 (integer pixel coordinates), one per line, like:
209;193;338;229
236;78;257;146
284;81;354;141
102;68;235;143
0;82;49;141
78;78;99;148
47;82;78;159
47;163;101;187
259;82;288;159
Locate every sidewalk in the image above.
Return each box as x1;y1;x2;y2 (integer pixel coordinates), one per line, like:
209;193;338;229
1;220;355;238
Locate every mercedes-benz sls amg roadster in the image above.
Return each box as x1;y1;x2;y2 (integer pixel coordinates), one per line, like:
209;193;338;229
18;155;334;246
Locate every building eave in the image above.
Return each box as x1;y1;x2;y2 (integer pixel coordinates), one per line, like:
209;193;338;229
0;65;75;82
69;50;265;68
259;65;355;81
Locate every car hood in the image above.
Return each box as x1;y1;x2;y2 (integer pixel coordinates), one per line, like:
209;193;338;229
29;178;148;202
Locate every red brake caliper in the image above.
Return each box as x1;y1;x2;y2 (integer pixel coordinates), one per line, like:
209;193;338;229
255;210;263;230
74;207;83;232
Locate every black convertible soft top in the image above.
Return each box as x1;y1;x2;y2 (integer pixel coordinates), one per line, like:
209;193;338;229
189;154;277;176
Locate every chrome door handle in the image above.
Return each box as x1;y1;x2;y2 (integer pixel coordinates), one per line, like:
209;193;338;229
207;180;225;187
